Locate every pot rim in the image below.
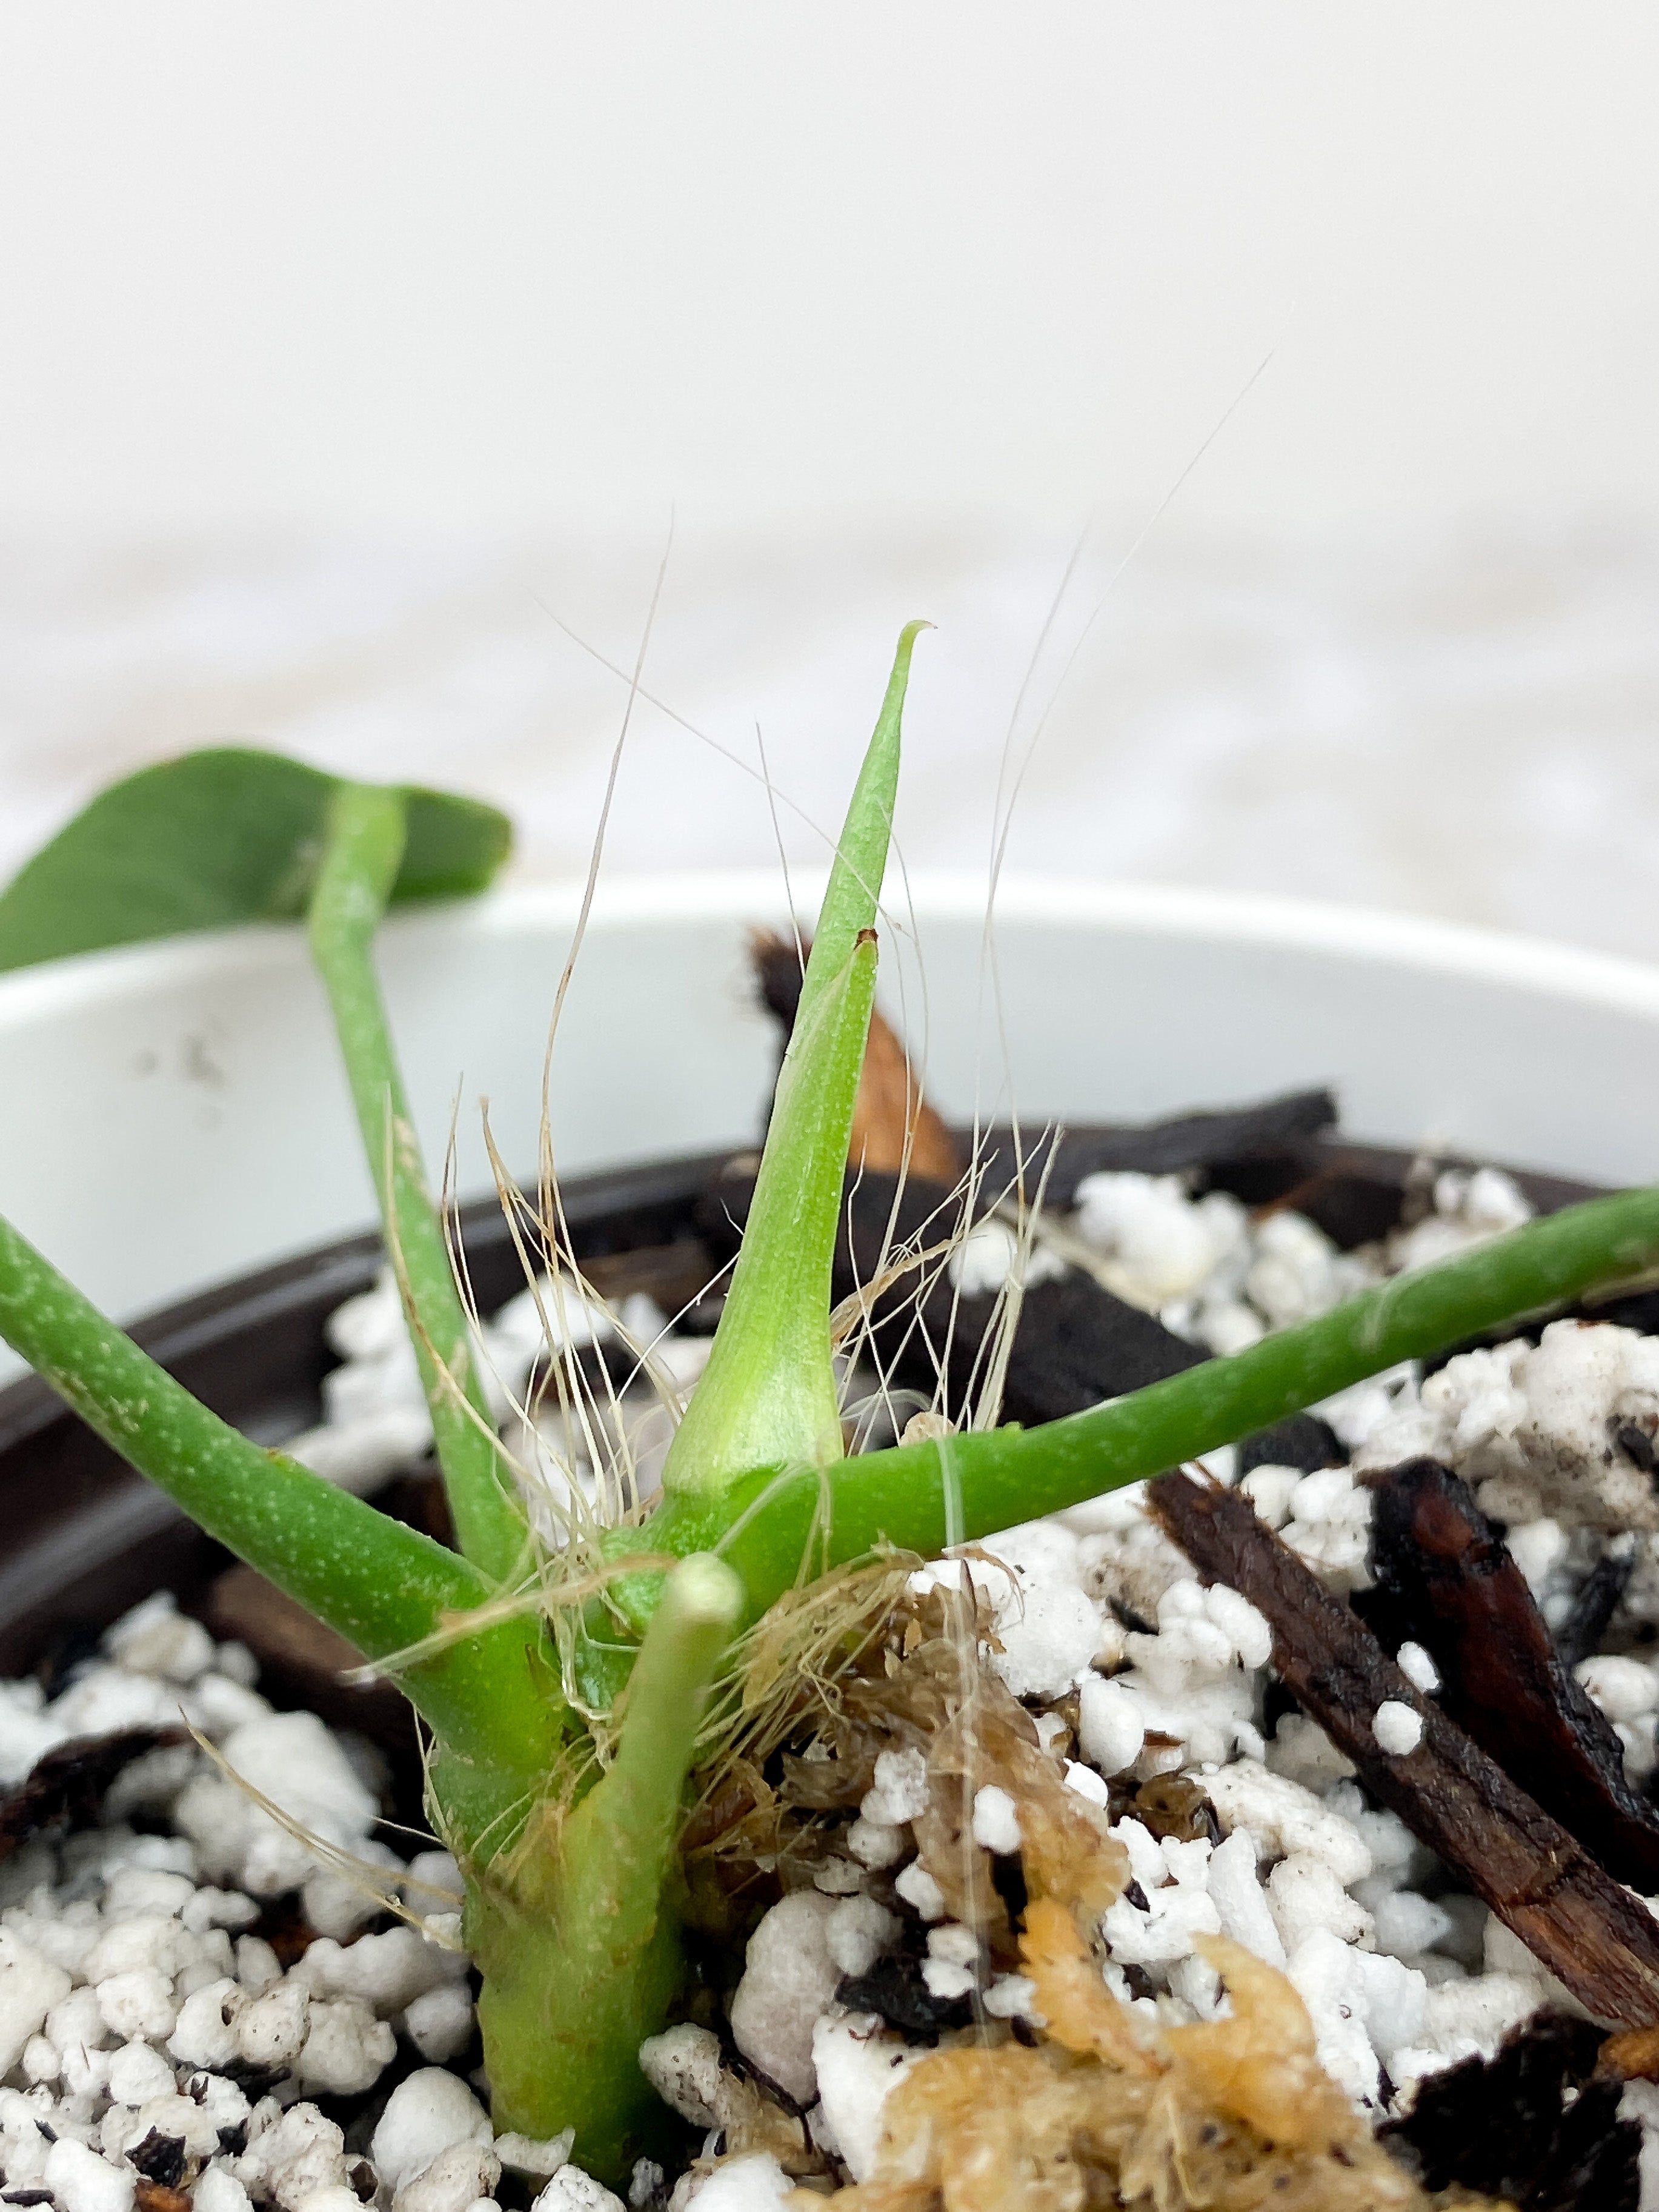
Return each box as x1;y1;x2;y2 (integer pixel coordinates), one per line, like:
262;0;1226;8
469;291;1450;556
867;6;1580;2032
2;870;1657;1028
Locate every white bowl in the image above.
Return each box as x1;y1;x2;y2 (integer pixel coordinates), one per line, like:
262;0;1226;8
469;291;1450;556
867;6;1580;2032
2;872;1657;1388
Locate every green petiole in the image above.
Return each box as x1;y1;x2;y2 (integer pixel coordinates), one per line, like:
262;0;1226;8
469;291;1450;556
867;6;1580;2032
643;1181;1659;1616
0;1207;560;1805
307;780;533;1585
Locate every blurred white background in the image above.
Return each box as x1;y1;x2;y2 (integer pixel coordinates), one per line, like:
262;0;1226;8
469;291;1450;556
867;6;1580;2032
2;4;1657;952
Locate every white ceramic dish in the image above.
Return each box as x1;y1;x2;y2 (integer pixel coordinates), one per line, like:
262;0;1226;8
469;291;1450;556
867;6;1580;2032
2;872;1658;1389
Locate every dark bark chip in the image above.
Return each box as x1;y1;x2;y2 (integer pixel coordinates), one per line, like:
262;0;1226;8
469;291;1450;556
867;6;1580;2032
1380;2012;1639;2211
0;1729;187;1864
1557;1547;1637;1670
126;2133;187;2190
1237;1413;1346;1478
1366;1459;1659;1891
837;1955;973;2040
1151;1469;1659;2028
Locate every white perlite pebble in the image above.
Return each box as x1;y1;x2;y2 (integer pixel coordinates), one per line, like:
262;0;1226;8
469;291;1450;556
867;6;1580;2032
826;1896;899;1981
392;2139;502;2212
105;1865;198;1920
1206;1764;1372;1887
405;1849;467;1906
1577;1654;1659;1725
1077;1676;1143;1777
680;2155;792;2212
21;2032;57;2083
970;1785;1022;1855
0;1931;71;2073
238;1935;282;1992
182;1887;261;1934
402;1980;476;2063
98;1967;178;2041
169;1976;244;2067
107;1593;218;1684
1396;1642;1441;1695
531;2168;626;2212
1205;1828;1286;1971
893;1861;946;1921
629;2161;664;2212
1373;1701;1425;1756
0;1686;69;1789
371;2069;494;2195
639;2023;731;2128
927;1924;979;1968
811;2013;925;2184
496;2131;576;2178
44;2137;135;2212
988;1583;1107;1702
237;1976;311;2066
299;1926;468;2016
728;1892;841;2105
107;2038;176;2106
179;1710;378;1895
859;1747;929;1825
1356;1320;1659;1533
194;2169;255;2212
921;1958;975;2002
1062;1759;1111;1808
250;2102;351;2211
982;1974;1037;2019
845;1818;906;1870
301;1997;397;2094
1072;1172;1247;1307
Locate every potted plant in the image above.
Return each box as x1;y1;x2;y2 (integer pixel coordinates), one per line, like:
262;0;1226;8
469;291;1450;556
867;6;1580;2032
1;628;1656;2208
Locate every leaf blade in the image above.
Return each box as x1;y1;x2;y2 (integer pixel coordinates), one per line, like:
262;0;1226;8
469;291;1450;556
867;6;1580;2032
0;748;511;972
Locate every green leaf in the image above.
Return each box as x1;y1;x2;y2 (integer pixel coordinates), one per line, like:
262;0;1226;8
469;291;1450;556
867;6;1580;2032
0;747;511;972
659;622;927;1496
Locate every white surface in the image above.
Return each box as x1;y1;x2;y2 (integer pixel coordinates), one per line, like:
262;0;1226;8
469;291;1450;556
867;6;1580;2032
0;6;1654;534
4;874;1659;1388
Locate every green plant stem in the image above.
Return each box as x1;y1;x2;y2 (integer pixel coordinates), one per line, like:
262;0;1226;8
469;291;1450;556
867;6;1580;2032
307;782;531;1584
661;623;926;1495
0;1207;559;1812
469;1554;742;2180
643;1186;1659;1615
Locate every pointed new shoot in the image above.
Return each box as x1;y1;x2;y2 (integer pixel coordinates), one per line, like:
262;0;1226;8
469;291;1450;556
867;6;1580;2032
661;623;928;1496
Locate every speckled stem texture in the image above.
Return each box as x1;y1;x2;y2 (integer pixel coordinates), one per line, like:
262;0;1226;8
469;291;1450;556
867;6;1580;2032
307;781;532;1586
0;1206;560;1807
